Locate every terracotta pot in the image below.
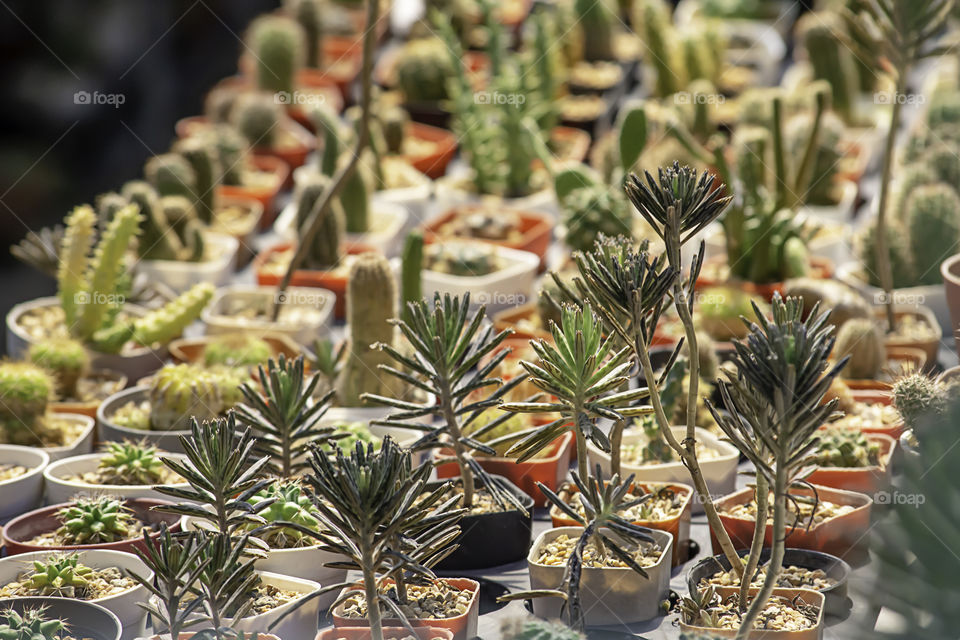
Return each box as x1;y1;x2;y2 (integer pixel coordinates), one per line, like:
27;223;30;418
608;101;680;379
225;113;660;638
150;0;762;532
316;628;454;640
839;390;905;439
679;587;825;639
942;253;960;356
874;305;942;370
550;481;693;566
546;125;592;165
840;346;928;392
168;332;305;366
711;484;873;557
404;122;458;178
217;155;289;228
2;498;180;556
807;433;895;496
254;242;374;319
331;578;479;640
49;369;127;420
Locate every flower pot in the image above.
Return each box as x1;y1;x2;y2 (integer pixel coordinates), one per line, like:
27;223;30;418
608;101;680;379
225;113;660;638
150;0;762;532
316;628;454;640
491;302;552;341
686;548;851;618
202;284;334;344
2;498;180;556
0;549;152;638
169;332;304;366
0;446;48;524
0;597;122;640
942;253;960;353
587;427;741;515
209;195;263;268
433;174;558;219
547;126;591;165
430;475;535;571
42;413;96;462
404;122;458;178
254;243;373;320
420;206;553;271
678;587;825;639
139;635;280;640
435;432;574;508
807;433;895;496
838;390;905;439
43;452;190;504
276;199;410;258
331;578;480;640
49;369;127;420
838;260;950;335
696;258;834;302
798;178;859;224
549;482;693;566
840;347;929;392
135;232;239;294
218;155;289;228
872;305;942;370
6;297;168;381
712;484;873;557
97;386;190;454
527;526;673;625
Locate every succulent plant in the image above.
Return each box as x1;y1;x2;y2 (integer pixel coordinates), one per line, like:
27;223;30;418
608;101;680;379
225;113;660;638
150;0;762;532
906;183;960;285
380;105;409;155
27;338;89;400
394;37;454;104
10;224;64;279
892;372;948;430
294;172;345;270
174;136;220;224
858;221;916;289
834;318;886;380
785;110;845;206
145;152;196;202
231;93;283;149
55;496;136;545
23;553;95;598
500;618;585;640
783;278;871;329
202;334;273;367
574;0;615;62
815;428;881;468
247;481;320;549
633;0;683;97
400;231;423;321
0;607;69;640
560;183;633;253
798;11;861;125
148;363;244;431
248;14;305;97
195;124;250;187
287;0;324;67
310;337;345;397
131;282;215;348
0;362;54;446
97;440;166;485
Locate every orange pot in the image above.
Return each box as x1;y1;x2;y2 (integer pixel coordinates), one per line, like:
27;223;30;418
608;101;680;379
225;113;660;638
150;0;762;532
547;126;592;165
711;484;872;558
807;433;895;495
840;347;928;393
839;390;904;439
50;370;127;420
874;306;942;371
404;122;458;178
679;587;824;639
295;66;356;113
168;332;305;365
696;257;834;302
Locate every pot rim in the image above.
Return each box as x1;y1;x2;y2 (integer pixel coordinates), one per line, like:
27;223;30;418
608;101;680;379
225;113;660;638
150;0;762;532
43;451;190;492
0;445;49;488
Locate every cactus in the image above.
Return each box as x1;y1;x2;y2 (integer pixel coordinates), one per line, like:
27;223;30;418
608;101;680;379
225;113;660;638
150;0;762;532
560;184;632;253
203;334;273;367
157;195;205;262
733;125;769;205
27;338;89;400
798;12;860;124
634;0;683;97
197;124;249;187
97;440;167;485
395;37;454;104
148;362;243;431
204;85;240;123
785;110;844;206
57;205;97;331
336;253;402;406
834;318;886;380
248;15;305;97
144;153;196;202
339;150;373;234
55;496;135;545
130;283;213;348
858;221;916;288
122;180;181;261
381;105;409;155
783;278;871;328
906;183;960;285
892;372;948;430
231;93;282;149
0;362;53;445
815;428;881;468
924;144;960;189
23;553;95;597
892;162;935;219
248;481;320;549
926;89;960;130
0;608;69;640
295;172;345;270
574;0;615;62
400;231;423;318
287;0;323;68
174;137;220;224
94;191;128;229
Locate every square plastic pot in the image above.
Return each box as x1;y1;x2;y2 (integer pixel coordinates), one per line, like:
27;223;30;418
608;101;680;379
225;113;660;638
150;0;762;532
316;627;454;640
0;445;48;524
807;433;895;496
134;232;239;294
679;587;825;639
527;526;673;626
275;198;409;258
202;284;335;343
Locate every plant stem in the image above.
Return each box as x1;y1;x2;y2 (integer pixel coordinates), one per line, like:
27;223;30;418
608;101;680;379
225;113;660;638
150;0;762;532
439;381;475;508
739;474;768;611
736;464;786;640
874;72;906;333
362;541;384;640
574;406;590;483
610;418;624;477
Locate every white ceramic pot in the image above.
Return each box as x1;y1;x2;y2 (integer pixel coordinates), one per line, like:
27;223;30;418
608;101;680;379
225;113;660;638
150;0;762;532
0;549;152;640
44;413;96;463
527;526;673;625
96;387;190;454
202;284;335;344
433;174;558;219
227;572;322;639
588;427;740;514
43;453;190;505
275;200;410;258
0;446;48;524
135;232;239;294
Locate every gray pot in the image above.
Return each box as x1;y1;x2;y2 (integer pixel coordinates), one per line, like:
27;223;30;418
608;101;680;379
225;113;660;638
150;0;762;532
0;597;121;640
97;386;189;453
528;526;673;625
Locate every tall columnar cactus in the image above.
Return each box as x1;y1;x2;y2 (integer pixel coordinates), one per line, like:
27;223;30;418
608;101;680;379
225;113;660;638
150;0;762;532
634;0;683;97
132;282;215;348
733;125;770;205
400;230;423;317
295;173;344;270
574;0;615;62
248;14;305;96
834;318;886;380
288;0;323;68
394;37;454;104
145;153;196;202
906;183;960;285
55;496;135;545
893;162;935;218
798;12;860;125
336;253;401;406
231;93;282;149
0;362;53;445
339;150;373;234
785;111;844;206
174;137;220;224
381;105;409;155
57;205;97;331
122;180;180;261
27;338;89;400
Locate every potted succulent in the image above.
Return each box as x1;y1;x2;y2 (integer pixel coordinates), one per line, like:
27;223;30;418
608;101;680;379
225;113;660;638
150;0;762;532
0;599;122;640
168;333;303;368
0;550;151;636
27;337;126;419
202;284;335;343
677;584;825;638
0;445;48;524
892;370;952;457
43;440;188;504
806;428;895;495
5;204;214;380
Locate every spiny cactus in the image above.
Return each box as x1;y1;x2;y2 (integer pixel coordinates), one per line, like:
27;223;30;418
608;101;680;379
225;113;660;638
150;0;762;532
574;0;615;62
858;221;916;288
231;93;282;149
0;607;69;640
395;37;454;104
149;362;243;431
785;110;844;206
400;230;423;319
174;137;220;224
295;172;345;270
893;162;935;219
560;183;632;253
381;105;409;155
924;144;960;188
287;0;323;68
248;481;320;549
733;125;770;205
55;496;136;545
906;183;960;285
248;14;305;97
204;85;240;124
203;334;273;367
121;180;180;262
145;153;196;201
131;282;214;347
634;0;683;97
0;362;53;445
27;338;89;400
339;150;374;234
815;428;881;468
834;318;886;380
336;253;402;406
798;12;860;125
23;553;95;597
892;372;948;430
196;124;249;187
97;440;167;485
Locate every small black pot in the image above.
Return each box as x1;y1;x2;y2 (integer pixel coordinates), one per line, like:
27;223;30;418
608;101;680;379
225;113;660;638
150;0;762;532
432;474;535;571
0;597;122;640
686;548;852;617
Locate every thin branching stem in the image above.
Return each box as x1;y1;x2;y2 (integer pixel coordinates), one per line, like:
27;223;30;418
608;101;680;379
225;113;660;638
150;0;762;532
874;72;905;333
739;474;768;611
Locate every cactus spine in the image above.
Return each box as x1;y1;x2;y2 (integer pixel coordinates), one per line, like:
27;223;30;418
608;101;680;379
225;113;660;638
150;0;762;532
906;183;960;285
835;318;886;380
27;338;89;399
248;15;305;96
893;373;947;430
0;608;69;640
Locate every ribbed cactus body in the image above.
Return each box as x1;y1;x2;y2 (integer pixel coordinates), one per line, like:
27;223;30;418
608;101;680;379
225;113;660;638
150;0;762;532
133;282;214;347
395;38;453;103
800;13;859;124
290;0;323;68
734;126;769;203
296;172;344;269
232;94;282;149
98;441;166;485
249;15;304;96
0;362;53;443
786;111;843;205
149;363;224;431
635;0;682;97
123;181;180;261
28;338;88;400
893;163;935;219
835;318;886;380
859;222;916;288
58;205;97;330
55;497;135;545
175;138;220;224
382;106;409;154
893;373;947;429
401;231;424;314
340;151;373;234
145;153;196;201
907;183;960;285
561;185;631;253
575;0;615;62
336;253;400;406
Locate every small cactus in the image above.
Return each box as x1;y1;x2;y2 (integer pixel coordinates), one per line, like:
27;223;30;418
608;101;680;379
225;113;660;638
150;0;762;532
574;0;615;62
295;172;346;270
23;553;95;598
0;607;69;640
560;185;632;253
339;151;374;234
0;362;53;445
27;338;89;400
197;124;249;187
798;12;860;124
858;221;916;289
500;617;585;640
97;440;167;485
174;137;221;224
633;0;683;97
55;496;135;545
834;318;886;380
248;15;305;97
248;481;320;549
148;362;243;431
400;231;424;319
906;183;960;285
785;111;844;206
132;282;214;347
815;428;881;468
892;373;947;430
381;105;409;155
395;37;454;104
205;85;240;123
203;334;273;367
892;162;935;219
287;0;324;68
144;153;196;201
231;93;283;149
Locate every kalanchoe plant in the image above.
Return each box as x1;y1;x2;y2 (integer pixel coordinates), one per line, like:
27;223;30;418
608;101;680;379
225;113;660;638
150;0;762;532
706;295;846;638
234;355;339;478
500;469;658;633
191;531;262;637
55;496;136;545
97;440;166;485
362;292;527;511
310;337;345;397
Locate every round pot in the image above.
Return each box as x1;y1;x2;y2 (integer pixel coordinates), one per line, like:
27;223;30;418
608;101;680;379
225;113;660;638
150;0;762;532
404;122;458;178
0;597;121;640
2;498;181;557
43;452;190;504
0;445;48;524
527;526;673;625
43;413;96;462
97;386;189;454
686;548;852;617
134;232;239;294
0;549;152;637
202;284;335;344
49;369;127;420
